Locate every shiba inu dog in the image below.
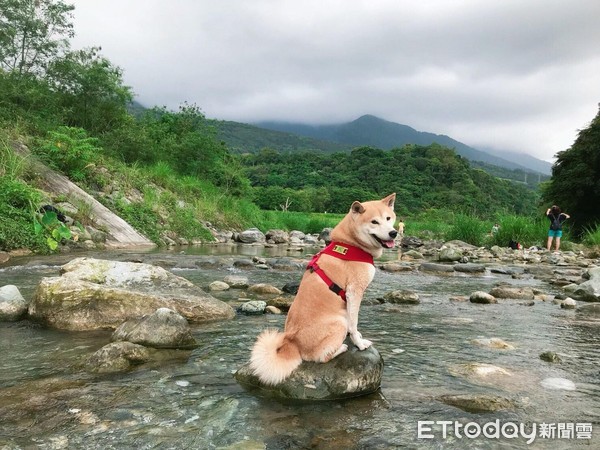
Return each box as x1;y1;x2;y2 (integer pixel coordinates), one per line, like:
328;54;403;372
250;194;397;385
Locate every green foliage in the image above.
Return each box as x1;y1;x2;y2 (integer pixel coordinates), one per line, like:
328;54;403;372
542;107;600;236
47;47;133;133
34;209;71;250
0;0;74;75
112;198;163;244
35;126;100;181
244;144;539;215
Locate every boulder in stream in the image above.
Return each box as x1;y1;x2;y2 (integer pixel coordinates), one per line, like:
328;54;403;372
0;285;28;321
29;257;235;331
235;337;383;401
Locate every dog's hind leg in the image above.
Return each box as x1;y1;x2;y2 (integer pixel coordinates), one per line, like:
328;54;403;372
322;343;348;362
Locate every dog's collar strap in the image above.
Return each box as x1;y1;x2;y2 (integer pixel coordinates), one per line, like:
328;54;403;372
306;242;374;302
320;241;374;265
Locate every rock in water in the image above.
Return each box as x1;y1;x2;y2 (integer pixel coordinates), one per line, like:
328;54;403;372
235;338;383;401
29;257;235;330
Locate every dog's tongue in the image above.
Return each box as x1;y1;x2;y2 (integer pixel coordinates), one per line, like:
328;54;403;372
383;240;395;248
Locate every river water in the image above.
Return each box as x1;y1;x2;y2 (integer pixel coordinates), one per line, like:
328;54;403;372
0;245;598;449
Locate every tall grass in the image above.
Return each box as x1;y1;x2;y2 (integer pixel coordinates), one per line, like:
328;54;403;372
489;215;553;248
0;134;26;180
582;224;600;247
446;214;490;247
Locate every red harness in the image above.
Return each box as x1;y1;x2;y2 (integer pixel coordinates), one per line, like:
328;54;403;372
306;241;374;302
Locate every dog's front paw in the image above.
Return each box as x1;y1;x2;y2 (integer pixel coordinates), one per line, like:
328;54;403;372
350;332;372;350
356;338;372;350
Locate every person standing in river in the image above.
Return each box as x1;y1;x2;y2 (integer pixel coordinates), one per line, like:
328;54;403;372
546;205;570;251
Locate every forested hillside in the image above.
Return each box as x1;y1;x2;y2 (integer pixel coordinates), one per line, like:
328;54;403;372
242;145;539;215
255;114;552;174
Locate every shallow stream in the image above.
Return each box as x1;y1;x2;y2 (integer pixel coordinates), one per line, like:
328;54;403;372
0;246;598;449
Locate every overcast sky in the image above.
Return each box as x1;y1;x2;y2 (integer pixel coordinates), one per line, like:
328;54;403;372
71;0;600;162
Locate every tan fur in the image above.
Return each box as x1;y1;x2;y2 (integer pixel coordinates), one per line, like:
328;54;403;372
249;194;397;385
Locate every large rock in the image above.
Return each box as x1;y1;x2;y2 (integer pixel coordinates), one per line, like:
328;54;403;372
0;285;28;321
439;247;463;262
577;302;600;316
567;267;600;301
238;228;266;244
111;308;198;349
29;257;235;330
235;338;383;401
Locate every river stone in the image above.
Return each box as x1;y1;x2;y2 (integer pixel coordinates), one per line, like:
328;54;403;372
471;338;515;350
419;262;454;273
235;338;383;401
0;285;28;321
239;300;267;315
469;291;497;304
223;275;249;288
576;302;600;316
248;283;283;295
383;290;420;304
379;262;414;272
440;394;516;413
567;268;600;301
540;351;562;363
209;281;230;291
29;257;235;331
265;229;289;244
86;342;151;373
560;298;577;309
267;296;295;312
238;228;266;244
281;281;300;295
403;250;424;259
488;285;535;300
271;258;303;271
318;228;332;243
454;263;486;273
111;308;198;349
439;247;463;262
451;363;512;380
0;251;11;264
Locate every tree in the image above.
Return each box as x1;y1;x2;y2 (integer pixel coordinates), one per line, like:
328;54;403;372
543;106;600;235
0;0;74;75
46;47;133;132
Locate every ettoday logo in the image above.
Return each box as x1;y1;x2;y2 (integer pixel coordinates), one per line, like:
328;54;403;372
417;420;593;444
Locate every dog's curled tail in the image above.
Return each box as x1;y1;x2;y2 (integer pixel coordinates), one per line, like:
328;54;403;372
249;329;302;385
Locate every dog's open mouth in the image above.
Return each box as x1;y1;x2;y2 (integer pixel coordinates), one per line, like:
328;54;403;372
372;234;395;249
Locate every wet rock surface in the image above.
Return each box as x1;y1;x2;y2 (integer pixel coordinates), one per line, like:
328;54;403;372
235;338;383;401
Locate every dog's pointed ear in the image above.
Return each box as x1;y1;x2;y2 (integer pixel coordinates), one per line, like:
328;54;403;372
382;193;396;208
351;201;366;214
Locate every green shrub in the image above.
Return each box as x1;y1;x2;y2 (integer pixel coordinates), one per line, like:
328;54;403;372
0;206;46;252
35;127;100;181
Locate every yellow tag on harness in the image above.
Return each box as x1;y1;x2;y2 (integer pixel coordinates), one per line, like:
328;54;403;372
332;244;348;255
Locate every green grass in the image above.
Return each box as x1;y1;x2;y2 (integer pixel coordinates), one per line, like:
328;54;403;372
582;224;600;247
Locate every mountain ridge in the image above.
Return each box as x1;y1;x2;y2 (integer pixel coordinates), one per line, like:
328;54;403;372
254;114;552;175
